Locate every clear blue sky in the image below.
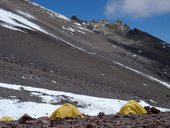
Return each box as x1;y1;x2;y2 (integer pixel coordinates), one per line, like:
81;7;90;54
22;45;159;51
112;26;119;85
32;0;170;44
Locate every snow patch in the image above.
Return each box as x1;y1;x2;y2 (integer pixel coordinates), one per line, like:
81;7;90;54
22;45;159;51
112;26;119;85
52;80;57;84
149;99;158;104
17;10;35;19
61;26;86;34
0;82;169;119
76;29;86;34
100;73;105;76
25;0;70;21
142;83;149;87
0;24;25;33
111;66;119;70
74;23;82;26
21;76;26;79
112;45;116;48
61;26;75;33
0;9;46;33
138;100;169;112
114;62;170;89
132;54;137;57
0;99;56;119
76;25;93;32
74;22;93;32
46;32;95;55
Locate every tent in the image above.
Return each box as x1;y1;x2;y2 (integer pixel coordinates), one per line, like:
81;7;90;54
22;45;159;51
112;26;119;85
49;103;85;119
120;100;147;114
0;116;14;121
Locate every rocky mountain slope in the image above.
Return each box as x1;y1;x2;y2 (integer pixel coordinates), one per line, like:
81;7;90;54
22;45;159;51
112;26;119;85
0;0;170;117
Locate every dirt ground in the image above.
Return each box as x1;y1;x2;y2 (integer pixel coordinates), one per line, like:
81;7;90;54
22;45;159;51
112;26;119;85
0;112;170;128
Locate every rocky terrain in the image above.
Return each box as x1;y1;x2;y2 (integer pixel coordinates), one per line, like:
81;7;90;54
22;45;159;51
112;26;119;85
0;0;170;127
0;112;170;128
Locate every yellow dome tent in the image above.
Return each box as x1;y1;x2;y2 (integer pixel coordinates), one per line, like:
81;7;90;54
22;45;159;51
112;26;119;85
120;100;147;114
49;103;85;119
0;116;15;121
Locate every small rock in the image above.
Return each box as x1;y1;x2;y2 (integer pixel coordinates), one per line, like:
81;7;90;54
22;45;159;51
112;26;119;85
151;107;161;114
18;114;34;124
144;106;160;114
98;112;105;118
19;87;25;91
113;115;119;118
86;123;94;128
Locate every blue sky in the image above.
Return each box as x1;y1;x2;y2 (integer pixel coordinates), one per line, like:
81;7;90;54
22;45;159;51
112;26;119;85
32;0;170;43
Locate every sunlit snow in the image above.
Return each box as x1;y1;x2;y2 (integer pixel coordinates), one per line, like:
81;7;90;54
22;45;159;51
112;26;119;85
25;0;70;21
17;10;36;19
0;9;46;33
0;82;169;119
0;23;25;33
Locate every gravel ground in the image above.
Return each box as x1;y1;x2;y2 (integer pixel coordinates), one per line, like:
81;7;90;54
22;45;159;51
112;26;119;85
0;112;169;128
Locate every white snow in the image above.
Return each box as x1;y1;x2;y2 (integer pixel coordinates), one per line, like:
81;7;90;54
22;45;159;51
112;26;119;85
21;76;26;79
66;27;75;33
76;25;93;33
76;29;86;34
74;23;82;26
111;66;119;70
112;45;116;48
0;9;46;33
100;73;105;76
47;32;95;55
61;26;86;34
74;22;93;32
90;52;97;55
164;71;167;74
25;0;70;21
51;80;57;84
142;83;149;87
0;82;169;119
132;54;137;57
50;70;54;73
0;24;25;33
17;10;35;19
61;26;75;33
137;100;169;112
114;62;170;89
0;99;56;119
149;99;157;104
